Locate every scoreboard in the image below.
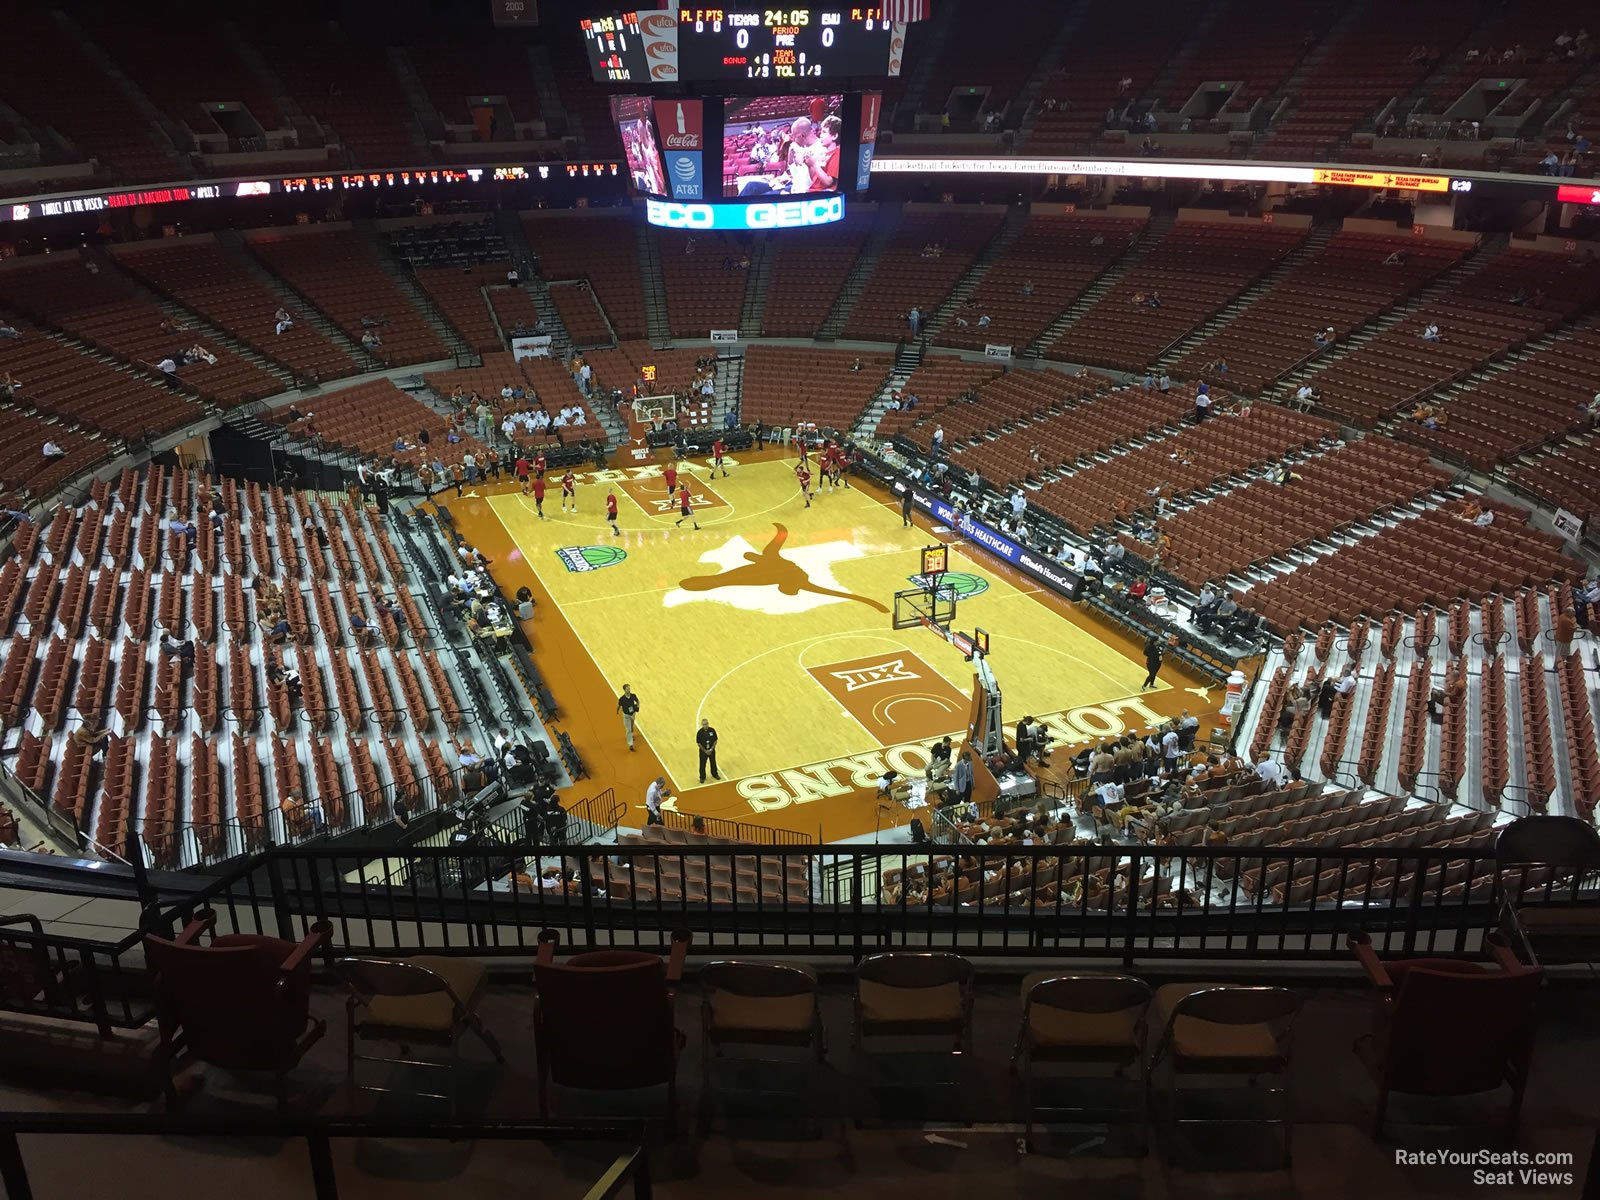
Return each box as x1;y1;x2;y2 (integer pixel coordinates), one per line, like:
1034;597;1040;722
680;9;898;80
581;8;903;83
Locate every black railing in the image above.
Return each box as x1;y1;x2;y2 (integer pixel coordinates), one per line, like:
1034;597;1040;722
0;1114;651;1200
660;808;813;845
0;913;155;1035
145;842;1598;967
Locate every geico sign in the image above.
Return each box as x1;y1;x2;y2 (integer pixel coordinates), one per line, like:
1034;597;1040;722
745;195;843;227
645;195;844;231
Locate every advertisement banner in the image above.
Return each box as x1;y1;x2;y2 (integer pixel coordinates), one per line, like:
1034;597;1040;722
984;343;1013;360
1553;507;1585;542
856;92;882;192
656;99;705;200
511;334;553;360
888;478;1083;601
490;0;537;27
709;329;739;344
638;9;681;82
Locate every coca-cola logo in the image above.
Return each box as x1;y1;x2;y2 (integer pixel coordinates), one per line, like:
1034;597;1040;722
664;132;700;149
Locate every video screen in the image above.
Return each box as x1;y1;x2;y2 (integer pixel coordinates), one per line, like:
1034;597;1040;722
722;94;845;199
609;95;668;198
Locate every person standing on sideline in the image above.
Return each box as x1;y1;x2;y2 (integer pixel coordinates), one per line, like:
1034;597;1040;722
560;469;577;513
675;483;700;529
1553;607;1577;656
902;484;914;527
529;471;547;519
606;489;621;536
712;436;729;478
663;460;678;497
645;776;671;825
696;718;721;782
1141;634;1164;690
617;684;640;750
950;748;974;808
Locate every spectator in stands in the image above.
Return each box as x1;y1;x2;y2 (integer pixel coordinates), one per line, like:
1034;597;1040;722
273;307;295;336
42;439;66;461
0;322;19;340
1292;383;1318;412
1178;710;1200;751
1196;591;1237;632
1383;250;1407;266
1577;576;1600;630
160;635;195;662
1421;322;1441;341
1255;757;1286;789
1271;461;1302;486
506;265;520;287
1157;371;1171;393
907;306;922;335
1553;607;1578;656
1021;279;1035;296
1313;325;1336;349
1144;291;1162;309
1193;386;1212;423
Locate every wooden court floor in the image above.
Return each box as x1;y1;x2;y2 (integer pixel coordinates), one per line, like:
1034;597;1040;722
435;448;1226;841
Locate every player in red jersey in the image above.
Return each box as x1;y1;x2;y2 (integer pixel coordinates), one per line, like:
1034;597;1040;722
674;483;700;529
663;461;678;495
605;489;620;536
529;472;547;519
797;437;811;468
559;469;577;513
514;454;531;493
533;450;547;478
711;437;728;478
795;462;812;508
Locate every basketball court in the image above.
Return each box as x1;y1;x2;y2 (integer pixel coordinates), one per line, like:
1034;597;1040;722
458;451;1207;838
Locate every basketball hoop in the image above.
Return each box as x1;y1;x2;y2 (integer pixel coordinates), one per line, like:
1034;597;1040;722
632;392;679;430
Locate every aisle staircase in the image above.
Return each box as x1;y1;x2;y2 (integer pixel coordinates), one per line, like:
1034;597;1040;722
495;209;573;360
386;47;447;148
714;350;744;427
216;229;383;372
1264;234;1505;402
1028;210;1176;360
1154;221;1338;370
817;203;902;341
89;249;297;392
634;224;672;346
354;219;475;363
924;205;1030;339
737;237;772;338
220;22;324;150
852;365;916;441
890;3;960;129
